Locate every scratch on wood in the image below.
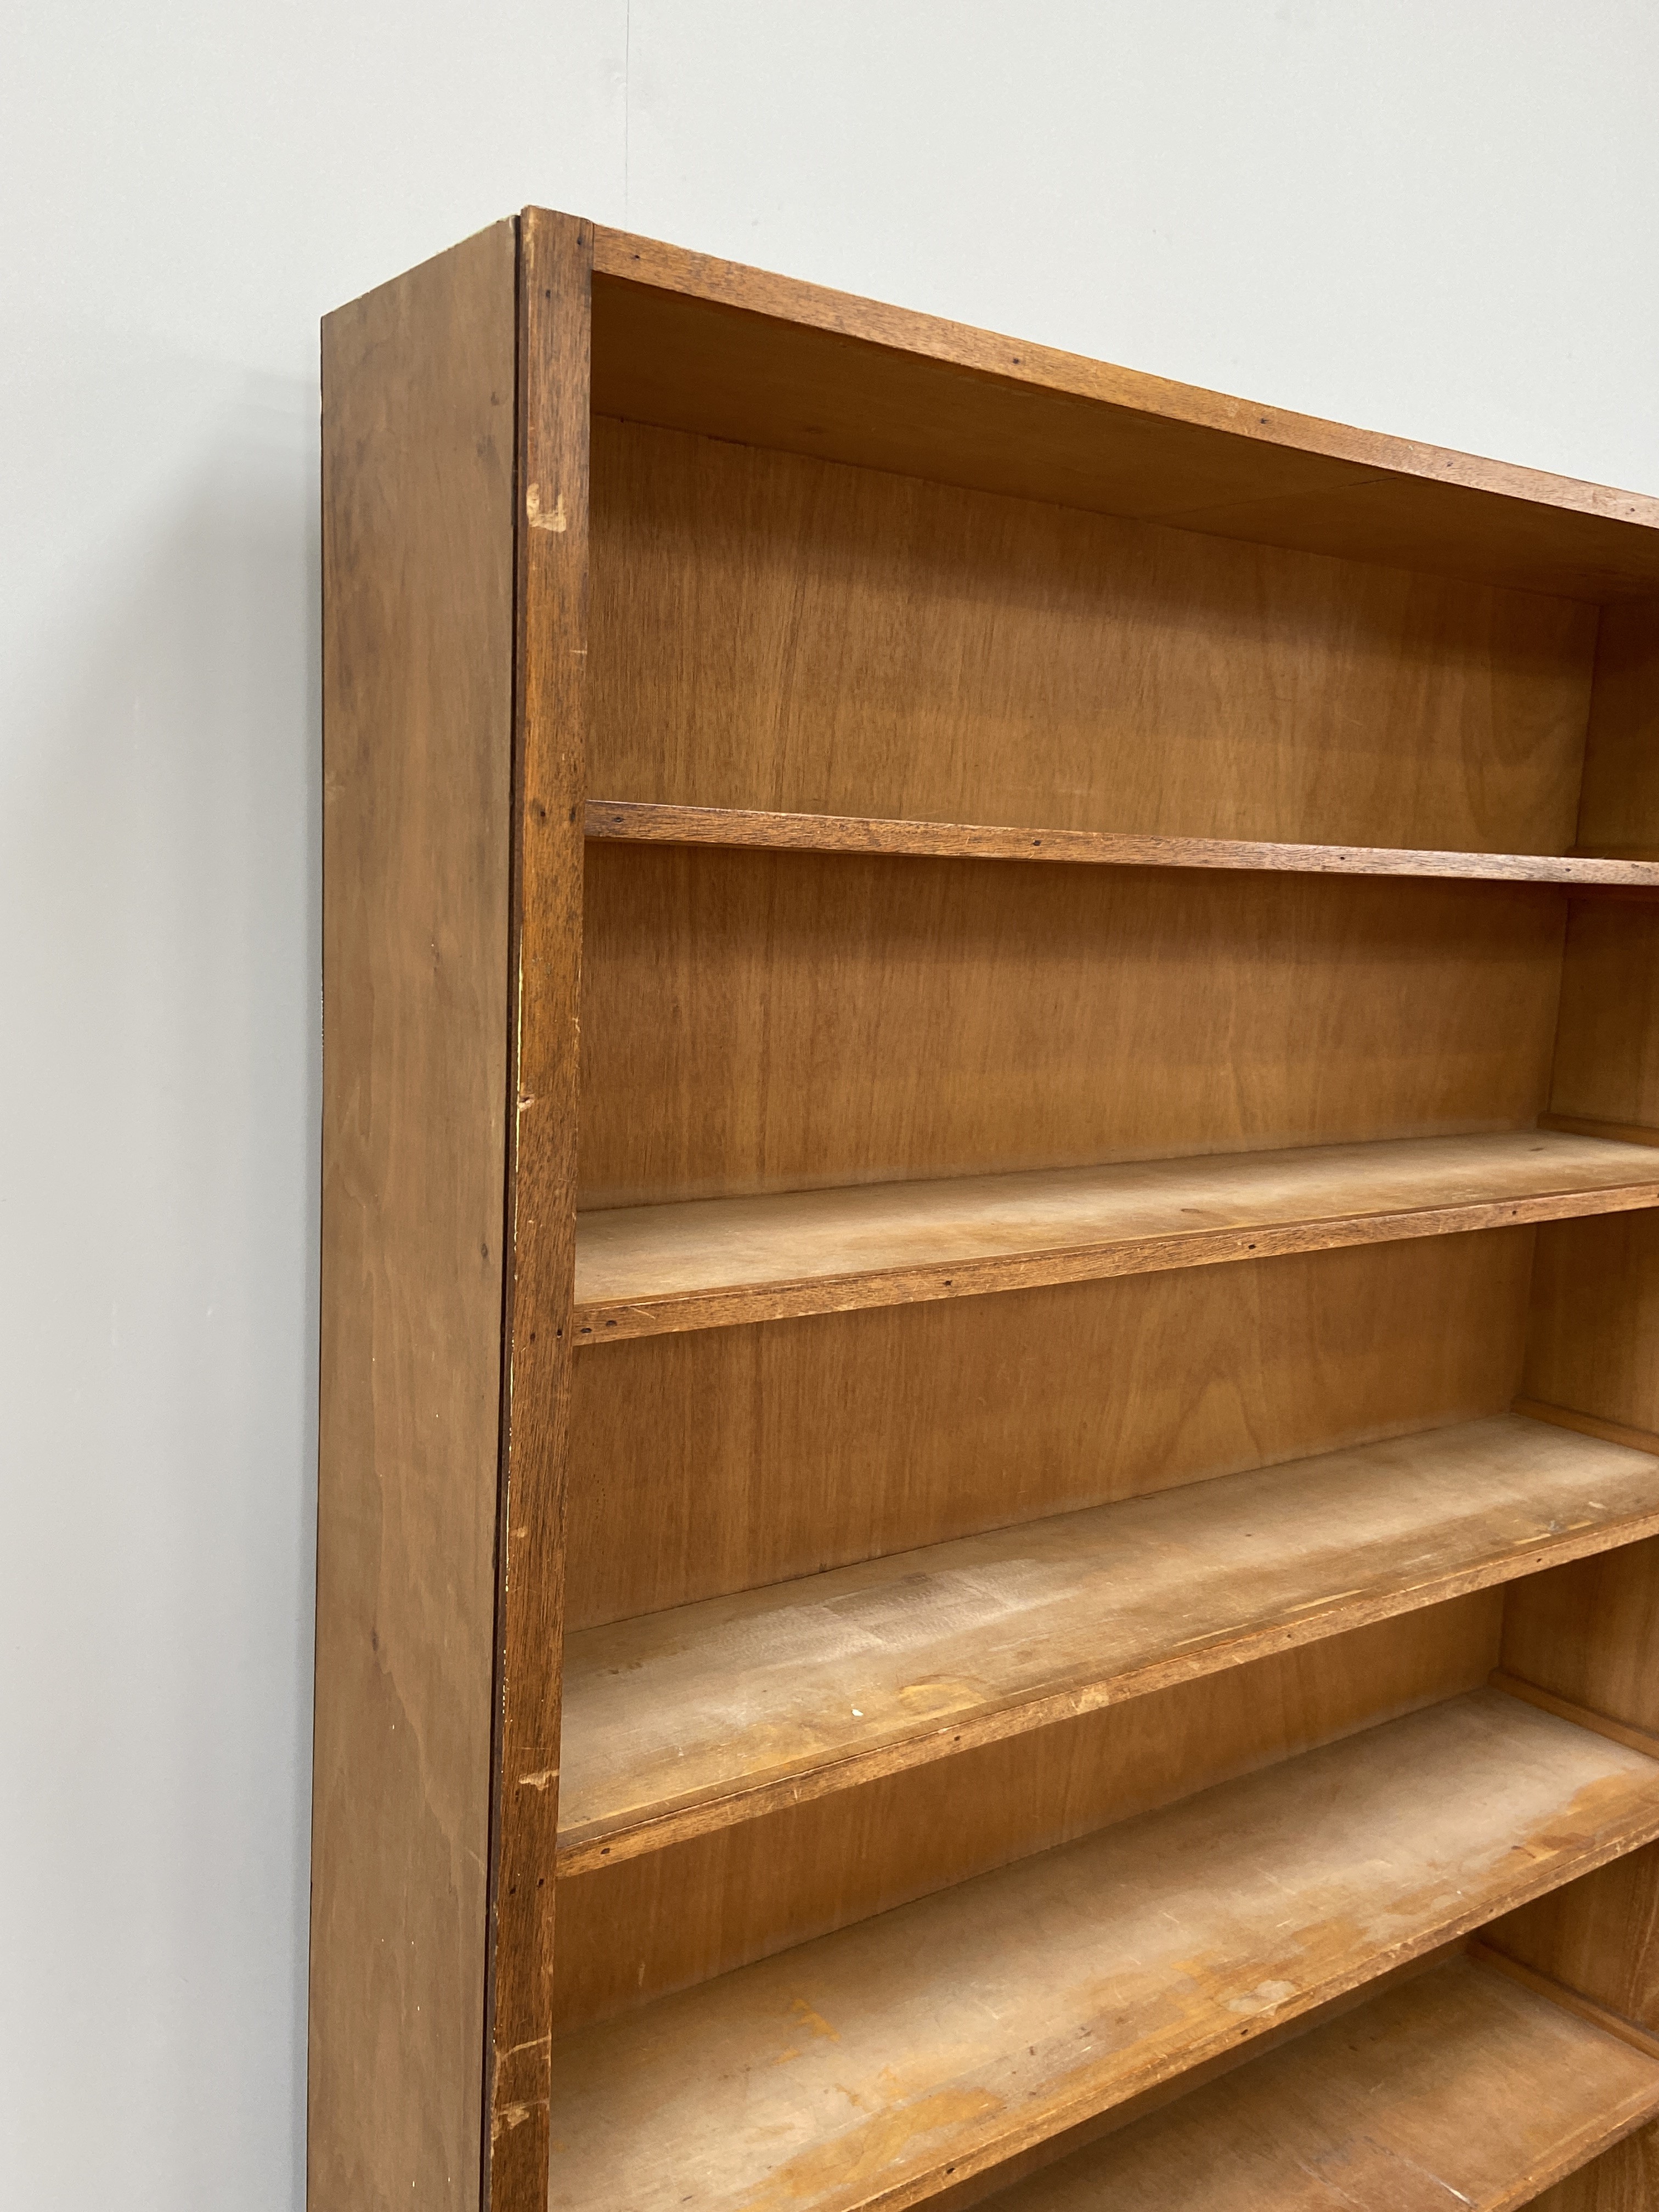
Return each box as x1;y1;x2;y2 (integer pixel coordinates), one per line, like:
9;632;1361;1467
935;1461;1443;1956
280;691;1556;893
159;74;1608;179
525;481;568;532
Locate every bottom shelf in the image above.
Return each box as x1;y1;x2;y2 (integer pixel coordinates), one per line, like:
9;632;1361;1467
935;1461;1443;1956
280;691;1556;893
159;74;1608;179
545;1689;1659;2212
986;1950;1659;2211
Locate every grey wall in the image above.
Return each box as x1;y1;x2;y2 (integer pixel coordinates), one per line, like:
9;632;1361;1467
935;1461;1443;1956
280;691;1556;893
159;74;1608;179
2;4;1656;2205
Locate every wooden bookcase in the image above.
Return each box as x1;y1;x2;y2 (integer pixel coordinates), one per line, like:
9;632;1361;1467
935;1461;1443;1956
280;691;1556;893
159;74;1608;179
312;208;1659;2212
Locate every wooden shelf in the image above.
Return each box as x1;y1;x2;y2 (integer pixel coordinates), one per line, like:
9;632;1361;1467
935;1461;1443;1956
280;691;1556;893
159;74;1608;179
983;1951;1659;2211
555;1412;1659;1872
545;1690;1659;2212
573;1131;1659;1342
588;799;1659;889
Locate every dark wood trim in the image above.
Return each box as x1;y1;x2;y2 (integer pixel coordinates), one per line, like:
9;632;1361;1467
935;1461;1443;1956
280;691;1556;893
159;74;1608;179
482;207;592;2212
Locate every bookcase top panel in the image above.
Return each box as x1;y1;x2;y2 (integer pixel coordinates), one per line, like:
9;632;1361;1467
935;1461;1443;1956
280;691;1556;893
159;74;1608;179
587;219;1659;602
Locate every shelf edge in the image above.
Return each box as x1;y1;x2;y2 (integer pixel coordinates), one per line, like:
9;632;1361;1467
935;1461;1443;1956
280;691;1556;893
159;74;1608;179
586;800;1659;888
573;1176;1659;1345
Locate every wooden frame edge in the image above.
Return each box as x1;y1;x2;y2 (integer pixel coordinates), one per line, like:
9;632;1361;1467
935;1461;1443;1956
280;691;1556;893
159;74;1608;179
481;205;593;2212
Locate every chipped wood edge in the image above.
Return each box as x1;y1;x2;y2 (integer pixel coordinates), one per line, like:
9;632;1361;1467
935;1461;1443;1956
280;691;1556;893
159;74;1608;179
480;207;592;2212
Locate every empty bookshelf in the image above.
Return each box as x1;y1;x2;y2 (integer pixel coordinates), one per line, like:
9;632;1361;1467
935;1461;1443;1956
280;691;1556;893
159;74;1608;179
311;209;1659;2212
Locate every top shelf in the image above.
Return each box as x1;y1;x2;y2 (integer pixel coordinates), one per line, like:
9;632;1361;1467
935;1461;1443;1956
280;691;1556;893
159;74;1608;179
590;221;1659;600
586;801;1659;889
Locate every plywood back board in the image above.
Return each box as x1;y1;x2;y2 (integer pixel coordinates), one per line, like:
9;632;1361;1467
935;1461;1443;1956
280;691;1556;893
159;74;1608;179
565;1227;1535;1627
588;420;1600;844
578;843;1568;1206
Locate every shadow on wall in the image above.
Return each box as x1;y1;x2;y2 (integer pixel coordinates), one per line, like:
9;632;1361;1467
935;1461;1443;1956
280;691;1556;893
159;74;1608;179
0;349;321;2209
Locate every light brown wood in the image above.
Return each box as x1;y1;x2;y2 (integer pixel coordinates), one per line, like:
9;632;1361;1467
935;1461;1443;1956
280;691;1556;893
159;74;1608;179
316;210;1659;2212
1515;1399;1659;1457
1575;600;1659;850
1466;1941;1659;2064
1488;1844;1659;2051
567;1229;1535;1627
1492;1668;1659;1763
572;1133;1659;1342
588;420;1598;843
311;222;517;2212
545;1692;1659;2212
978;1954;1659;2211
1500;1543;1659;1741
1549;901;1659;1133
1540;1113;1659;1148
481;208;592;2212
580;845;1569;1211
552;1599;1500;2035
587;799;1659;887
556;1413;1659;1872
1525;1214;1659;1440
1531;2126;1659;2212
589;235;1659;597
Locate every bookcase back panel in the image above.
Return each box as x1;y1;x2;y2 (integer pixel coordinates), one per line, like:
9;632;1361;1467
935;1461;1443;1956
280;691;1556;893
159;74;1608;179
578;843;1565;1207
588;419;1598;851
549;1591;1500;2032
564;1227;1533;1628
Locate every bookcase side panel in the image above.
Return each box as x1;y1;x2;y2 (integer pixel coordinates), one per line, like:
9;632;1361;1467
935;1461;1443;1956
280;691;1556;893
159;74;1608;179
1574;598;1659;855
1529;2126;1659;2212
312;222;518;2212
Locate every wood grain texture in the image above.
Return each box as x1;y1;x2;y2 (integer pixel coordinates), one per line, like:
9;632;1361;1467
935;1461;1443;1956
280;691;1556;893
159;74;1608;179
1541;1114;1659;1148
311;223;516;2212
1516;1400;1659;1457
1525;1213;1659;1439
1492;1668;1659;1762
1486;1845;1659;2039
977;1955;1659;2212
482;208;590;2212
1575;599;1659;851
588;233;1659;597
587;799;1659;888
544;1692;1659;2212
579;847;1570;1211
566;1229;1534;1627
556;1414;1659;1872
1468;1940;1659;2063
552;1599;1500;2034
571;1133;1659;1342
1550;900;1659;1132
1502;1542;1659;1740
588;419;1599;839
1530;2127;1659;2212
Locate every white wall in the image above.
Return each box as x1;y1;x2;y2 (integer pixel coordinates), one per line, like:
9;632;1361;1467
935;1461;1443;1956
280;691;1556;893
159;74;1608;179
3;4;1656;2205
